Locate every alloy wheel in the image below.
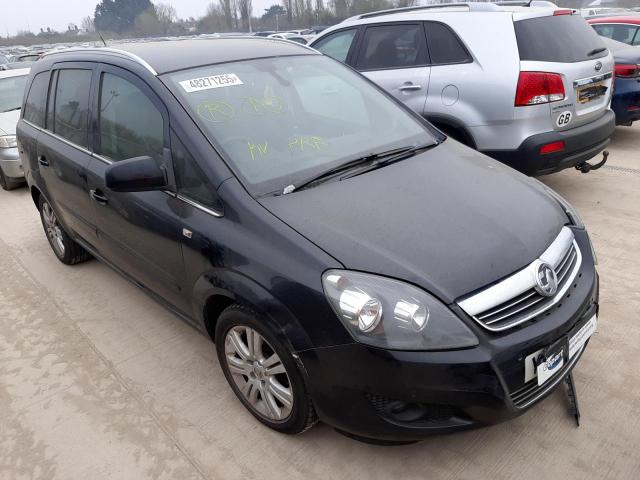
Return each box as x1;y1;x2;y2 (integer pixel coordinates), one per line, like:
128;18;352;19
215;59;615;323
42;202;66;257
224;326;294;422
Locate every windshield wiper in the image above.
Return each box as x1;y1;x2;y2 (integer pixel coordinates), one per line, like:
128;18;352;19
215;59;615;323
1;107;21;113
588;47;607;57
340;143;437;181
281;144;431;195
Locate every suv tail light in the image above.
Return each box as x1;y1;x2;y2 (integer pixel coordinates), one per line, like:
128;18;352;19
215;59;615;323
553;9;573;16
615;64;640;78
515;72;565;107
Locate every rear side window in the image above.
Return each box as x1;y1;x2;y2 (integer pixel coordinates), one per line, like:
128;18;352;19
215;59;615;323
97;73;164;162
313;29;357;62
53;69;92;147
515;15;608;63
425;22;471;65
356;24;428;70
22;72;47;126
592;24;639;45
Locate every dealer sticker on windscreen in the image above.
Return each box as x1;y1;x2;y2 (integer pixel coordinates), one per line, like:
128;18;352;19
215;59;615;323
179;74;244;93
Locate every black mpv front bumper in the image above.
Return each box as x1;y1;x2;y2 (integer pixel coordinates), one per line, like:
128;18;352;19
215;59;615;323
298;231;599;442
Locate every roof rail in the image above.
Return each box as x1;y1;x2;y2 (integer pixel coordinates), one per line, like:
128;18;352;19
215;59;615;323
348;3;498;21
41;47;158;76
345;0;559;21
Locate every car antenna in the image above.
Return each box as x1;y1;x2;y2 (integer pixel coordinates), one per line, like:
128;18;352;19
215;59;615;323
97;31;107;47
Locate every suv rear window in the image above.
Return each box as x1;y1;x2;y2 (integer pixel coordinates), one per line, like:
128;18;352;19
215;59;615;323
515;15;608;63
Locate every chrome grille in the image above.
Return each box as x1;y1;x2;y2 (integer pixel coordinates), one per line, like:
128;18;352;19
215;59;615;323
458;227;582;332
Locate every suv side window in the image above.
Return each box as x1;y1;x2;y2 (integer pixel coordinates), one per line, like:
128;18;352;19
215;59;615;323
424;22;471;65
23;72;49;127
53;69;92;147
171;131;218;208
313;29;357;62
356;24;428;70
97;72;164;162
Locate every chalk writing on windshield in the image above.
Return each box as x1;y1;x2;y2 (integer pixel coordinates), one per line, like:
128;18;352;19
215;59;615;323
288;136;327;152
247;141;269;161
196;101;236;123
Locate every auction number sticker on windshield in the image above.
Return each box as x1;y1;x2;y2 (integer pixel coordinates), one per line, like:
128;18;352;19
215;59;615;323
180;74;243;93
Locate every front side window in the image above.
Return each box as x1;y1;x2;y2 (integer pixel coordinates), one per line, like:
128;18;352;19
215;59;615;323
356;24;427;70
97;72;164;162
1;73;29;115
313;29;357;62
18;73;42;123
166;55;435;196
53;69;92;147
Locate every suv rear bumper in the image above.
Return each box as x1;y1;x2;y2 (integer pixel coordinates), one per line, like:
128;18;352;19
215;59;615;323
482;110;615;176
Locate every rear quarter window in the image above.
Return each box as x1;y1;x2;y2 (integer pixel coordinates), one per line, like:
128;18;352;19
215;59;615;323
515;15;608;63
23;72;49;127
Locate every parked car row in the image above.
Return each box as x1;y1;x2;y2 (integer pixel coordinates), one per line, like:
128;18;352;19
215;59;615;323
12;1;603;443
310;3;617;175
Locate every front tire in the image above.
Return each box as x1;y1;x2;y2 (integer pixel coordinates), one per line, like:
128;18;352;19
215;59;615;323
216;305;317;434
38;197;91;265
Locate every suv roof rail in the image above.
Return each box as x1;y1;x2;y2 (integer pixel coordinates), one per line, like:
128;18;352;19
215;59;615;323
346;3;498;21
345;0;560;21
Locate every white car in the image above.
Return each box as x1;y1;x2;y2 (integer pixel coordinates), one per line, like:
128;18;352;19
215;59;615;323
0;68;30;190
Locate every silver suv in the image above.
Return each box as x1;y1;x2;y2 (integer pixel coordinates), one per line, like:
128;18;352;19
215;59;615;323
310;2;616;176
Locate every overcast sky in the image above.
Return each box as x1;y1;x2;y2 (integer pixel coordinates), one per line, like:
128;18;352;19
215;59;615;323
2;0;276;36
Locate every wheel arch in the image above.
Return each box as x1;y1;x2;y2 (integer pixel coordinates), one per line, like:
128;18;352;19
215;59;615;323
195;269;315;353
426;115;477;149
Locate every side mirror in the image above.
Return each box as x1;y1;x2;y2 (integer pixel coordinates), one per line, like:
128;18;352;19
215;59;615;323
105;156;168;193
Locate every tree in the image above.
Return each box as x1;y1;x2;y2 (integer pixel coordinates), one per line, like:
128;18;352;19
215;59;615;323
238;0;253;31
81;16;96;32
94;0;155;33
134;10;162;36
155;2;177;34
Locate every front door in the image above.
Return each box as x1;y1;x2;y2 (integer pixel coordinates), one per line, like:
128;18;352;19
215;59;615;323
354;23;430;115
85;64;188;313
37;65;98;246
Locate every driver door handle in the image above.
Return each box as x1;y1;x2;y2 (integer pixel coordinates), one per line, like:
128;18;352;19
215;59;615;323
38;155;49;167
90;189;109;206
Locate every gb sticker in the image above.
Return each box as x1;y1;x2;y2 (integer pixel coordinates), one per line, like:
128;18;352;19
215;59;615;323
556;111;572;128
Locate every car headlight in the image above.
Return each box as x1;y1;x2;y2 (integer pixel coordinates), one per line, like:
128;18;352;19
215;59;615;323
0;135;17;149
322;270;479;351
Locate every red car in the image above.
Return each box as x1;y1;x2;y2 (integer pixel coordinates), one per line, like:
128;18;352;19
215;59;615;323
588;16;640;46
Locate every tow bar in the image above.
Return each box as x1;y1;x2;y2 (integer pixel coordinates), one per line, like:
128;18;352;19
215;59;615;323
575;150;609;173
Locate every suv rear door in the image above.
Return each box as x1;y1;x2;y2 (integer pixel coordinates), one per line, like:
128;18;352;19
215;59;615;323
514;12;614;132
352;22;430;115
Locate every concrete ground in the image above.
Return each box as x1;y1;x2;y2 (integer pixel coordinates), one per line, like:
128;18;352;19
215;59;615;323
1;126;639;480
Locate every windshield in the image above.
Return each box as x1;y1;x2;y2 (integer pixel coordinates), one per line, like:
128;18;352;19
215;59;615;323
0;74;28;112
166;55;435;195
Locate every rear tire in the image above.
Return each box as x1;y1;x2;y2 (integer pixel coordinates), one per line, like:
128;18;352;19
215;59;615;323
0;168;23;191
215;304;318;434
38;197;91;265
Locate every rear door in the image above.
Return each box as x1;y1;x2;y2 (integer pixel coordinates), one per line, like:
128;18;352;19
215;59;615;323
85;64;188;313
37;64;98;246
514;13;614;132
352;22;430;115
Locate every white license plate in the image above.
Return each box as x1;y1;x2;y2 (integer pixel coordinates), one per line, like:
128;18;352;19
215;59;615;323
523;314;597;386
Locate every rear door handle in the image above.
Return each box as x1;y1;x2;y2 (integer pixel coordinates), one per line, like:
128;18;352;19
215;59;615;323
38;155;49;167
90;189;109;206
399;83;422;92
